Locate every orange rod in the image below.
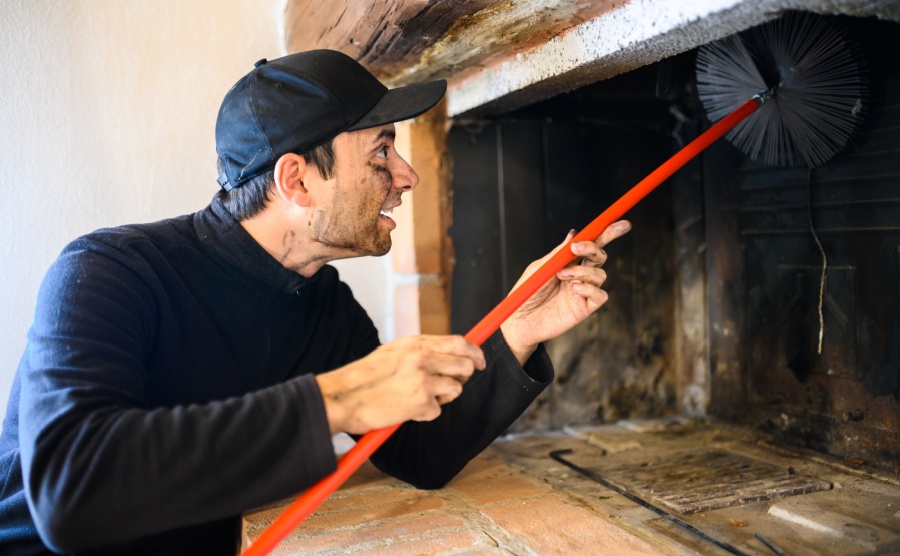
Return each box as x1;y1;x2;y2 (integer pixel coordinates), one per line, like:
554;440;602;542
242;96;760;556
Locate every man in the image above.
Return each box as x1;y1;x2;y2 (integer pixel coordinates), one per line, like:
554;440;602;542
0;50;630;554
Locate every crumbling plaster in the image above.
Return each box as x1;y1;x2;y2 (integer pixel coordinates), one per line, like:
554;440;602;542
440;0;900;117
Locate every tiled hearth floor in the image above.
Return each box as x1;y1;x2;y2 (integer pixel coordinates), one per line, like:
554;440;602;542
243;421;900;555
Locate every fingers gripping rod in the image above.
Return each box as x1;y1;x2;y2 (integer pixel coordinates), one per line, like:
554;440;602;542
241;96;762;555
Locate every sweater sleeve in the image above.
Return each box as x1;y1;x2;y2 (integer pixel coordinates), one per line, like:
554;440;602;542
366;329;553;489
18;241;337;553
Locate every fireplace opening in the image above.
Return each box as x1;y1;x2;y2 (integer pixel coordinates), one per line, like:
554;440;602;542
243;10;900;554
449;56;685;432
447;12;899;470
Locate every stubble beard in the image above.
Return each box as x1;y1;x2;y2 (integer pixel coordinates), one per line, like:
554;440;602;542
312;197;393;258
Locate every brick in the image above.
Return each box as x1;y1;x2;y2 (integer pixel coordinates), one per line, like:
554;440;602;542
266;513;469;555
338;460;398;492
304;492;445;534
320;487;428;514
354;529;492;556
243;506;292;532
449;460;548;506
482;496;660;555
242;488;418;531
451;548;510;555
245;489;446;542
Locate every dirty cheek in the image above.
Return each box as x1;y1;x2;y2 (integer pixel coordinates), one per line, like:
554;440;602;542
367;162;392;192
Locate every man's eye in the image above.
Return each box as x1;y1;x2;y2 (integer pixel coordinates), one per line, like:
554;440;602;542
376;146;389;159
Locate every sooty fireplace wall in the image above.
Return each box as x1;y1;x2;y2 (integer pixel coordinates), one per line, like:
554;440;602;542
447;13;900;471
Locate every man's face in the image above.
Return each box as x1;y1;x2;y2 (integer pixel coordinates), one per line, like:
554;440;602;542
309;124;418;258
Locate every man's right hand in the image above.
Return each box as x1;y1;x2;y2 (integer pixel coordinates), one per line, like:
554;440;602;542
315;335;486;435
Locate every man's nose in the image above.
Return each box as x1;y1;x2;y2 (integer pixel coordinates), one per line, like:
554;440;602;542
392;154;419;191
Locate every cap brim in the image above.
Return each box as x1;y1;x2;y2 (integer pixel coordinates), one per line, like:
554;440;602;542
346;79;447;131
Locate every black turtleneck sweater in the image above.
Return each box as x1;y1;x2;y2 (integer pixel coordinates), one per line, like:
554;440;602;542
0;197;553;555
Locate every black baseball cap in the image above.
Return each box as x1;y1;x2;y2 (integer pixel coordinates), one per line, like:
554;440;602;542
215;49;447;191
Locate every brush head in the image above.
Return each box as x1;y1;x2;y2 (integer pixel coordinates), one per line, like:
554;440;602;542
696;11;869;168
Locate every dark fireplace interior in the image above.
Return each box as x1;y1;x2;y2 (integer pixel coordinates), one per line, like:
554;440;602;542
448;12;900;472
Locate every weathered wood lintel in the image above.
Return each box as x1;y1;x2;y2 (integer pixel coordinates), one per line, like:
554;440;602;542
284;0;620;85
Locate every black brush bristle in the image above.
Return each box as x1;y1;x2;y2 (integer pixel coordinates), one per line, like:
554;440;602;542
696;11;869;168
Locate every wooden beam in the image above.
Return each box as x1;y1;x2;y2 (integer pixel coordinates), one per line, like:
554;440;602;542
285;0;503;80
284;0;620;84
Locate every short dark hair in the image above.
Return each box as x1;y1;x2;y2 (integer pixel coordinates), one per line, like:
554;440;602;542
216;139;336;221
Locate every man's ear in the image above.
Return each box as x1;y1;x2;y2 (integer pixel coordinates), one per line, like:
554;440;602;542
273;153;312;207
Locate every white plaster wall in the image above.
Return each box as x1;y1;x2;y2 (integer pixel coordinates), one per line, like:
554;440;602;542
0;0;393;418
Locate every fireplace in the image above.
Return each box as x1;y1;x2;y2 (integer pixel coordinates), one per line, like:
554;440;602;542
245;4;900;554
448;13;899;472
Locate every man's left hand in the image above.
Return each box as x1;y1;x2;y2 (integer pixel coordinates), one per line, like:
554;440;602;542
500;220;632;365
